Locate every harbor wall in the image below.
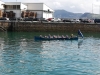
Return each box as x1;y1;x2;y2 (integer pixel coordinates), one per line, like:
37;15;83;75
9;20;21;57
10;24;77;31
0;22;100;32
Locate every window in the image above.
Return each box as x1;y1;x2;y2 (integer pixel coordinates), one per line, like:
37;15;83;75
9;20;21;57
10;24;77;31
13;5;16;9
5;5;7;9
17;5;20;9
4;5;20;9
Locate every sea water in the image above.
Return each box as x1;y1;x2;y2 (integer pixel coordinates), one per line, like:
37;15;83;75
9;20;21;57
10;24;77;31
0;32;100;75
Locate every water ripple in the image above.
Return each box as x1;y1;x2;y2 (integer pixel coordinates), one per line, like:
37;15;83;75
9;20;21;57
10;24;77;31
0;33;100;75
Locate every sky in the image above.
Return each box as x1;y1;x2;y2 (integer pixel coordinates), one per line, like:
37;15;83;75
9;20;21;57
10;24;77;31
3;0;100;14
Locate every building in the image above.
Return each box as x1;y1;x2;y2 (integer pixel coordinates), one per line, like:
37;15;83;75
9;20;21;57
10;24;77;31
4;2;27;18
0;0;5;17
24;3;54;19
2;2;54;19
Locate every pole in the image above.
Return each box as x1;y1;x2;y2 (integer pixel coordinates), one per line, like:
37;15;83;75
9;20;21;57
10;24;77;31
92;3;93;14
16;0;17;22
99;5;100;14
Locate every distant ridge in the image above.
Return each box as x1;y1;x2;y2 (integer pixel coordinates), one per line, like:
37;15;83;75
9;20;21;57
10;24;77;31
54;9;100;19
54;10;82;18
80;13;100;19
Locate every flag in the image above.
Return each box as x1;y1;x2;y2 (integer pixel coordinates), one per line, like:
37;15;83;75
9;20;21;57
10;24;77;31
78;29;83;38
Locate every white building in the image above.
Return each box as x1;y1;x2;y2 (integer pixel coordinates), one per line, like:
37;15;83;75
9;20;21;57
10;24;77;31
4;2;54;19
0;0;5;9
5;2;27;18
24;3;54;19
0;1;5;17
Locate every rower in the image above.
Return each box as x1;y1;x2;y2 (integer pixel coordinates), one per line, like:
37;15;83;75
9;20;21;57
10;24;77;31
40;35;43;37
62;35;65;38
44;35;48;38
66;35;69;38
57;35;60;38
53;35;57;38
48;34;51;38
71;34;74;38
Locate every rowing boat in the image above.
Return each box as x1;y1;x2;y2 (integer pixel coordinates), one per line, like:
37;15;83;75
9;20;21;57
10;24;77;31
34;30;83;41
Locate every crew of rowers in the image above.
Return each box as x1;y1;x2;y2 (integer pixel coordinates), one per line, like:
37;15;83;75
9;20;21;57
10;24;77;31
40;34;77;38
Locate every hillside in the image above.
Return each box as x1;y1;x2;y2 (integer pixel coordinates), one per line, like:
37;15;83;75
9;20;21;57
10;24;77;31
80;13;100;19
54;10;100;19
54;10;82;18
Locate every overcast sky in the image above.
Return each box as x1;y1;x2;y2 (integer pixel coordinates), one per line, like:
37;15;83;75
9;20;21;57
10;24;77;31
3;0;100;14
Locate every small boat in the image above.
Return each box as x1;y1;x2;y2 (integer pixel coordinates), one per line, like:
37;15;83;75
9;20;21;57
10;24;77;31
34;30;83;41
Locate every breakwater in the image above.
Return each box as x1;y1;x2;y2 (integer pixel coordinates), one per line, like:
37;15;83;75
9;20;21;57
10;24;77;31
0;21;100;32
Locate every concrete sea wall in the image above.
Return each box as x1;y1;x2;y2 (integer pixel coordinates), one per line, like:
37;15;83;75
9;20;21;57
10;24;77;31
0;22;100;32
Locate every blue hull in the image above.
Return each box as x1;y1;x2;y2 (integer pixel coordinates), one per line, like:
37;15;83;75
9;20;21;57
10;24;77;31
34;30;83;41
34;36;78;41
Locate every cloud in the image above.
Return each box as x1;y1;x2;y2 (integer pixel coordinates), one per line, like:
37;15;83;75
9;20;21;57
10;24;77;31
53;2;62;7
70;6;75;8
3;0;100;14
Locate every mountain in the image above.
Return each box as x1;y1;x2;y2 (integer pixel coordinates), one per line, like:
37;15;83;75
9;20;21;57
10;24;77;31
54;10;100;19
80;13;100;19
54;10;82;19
